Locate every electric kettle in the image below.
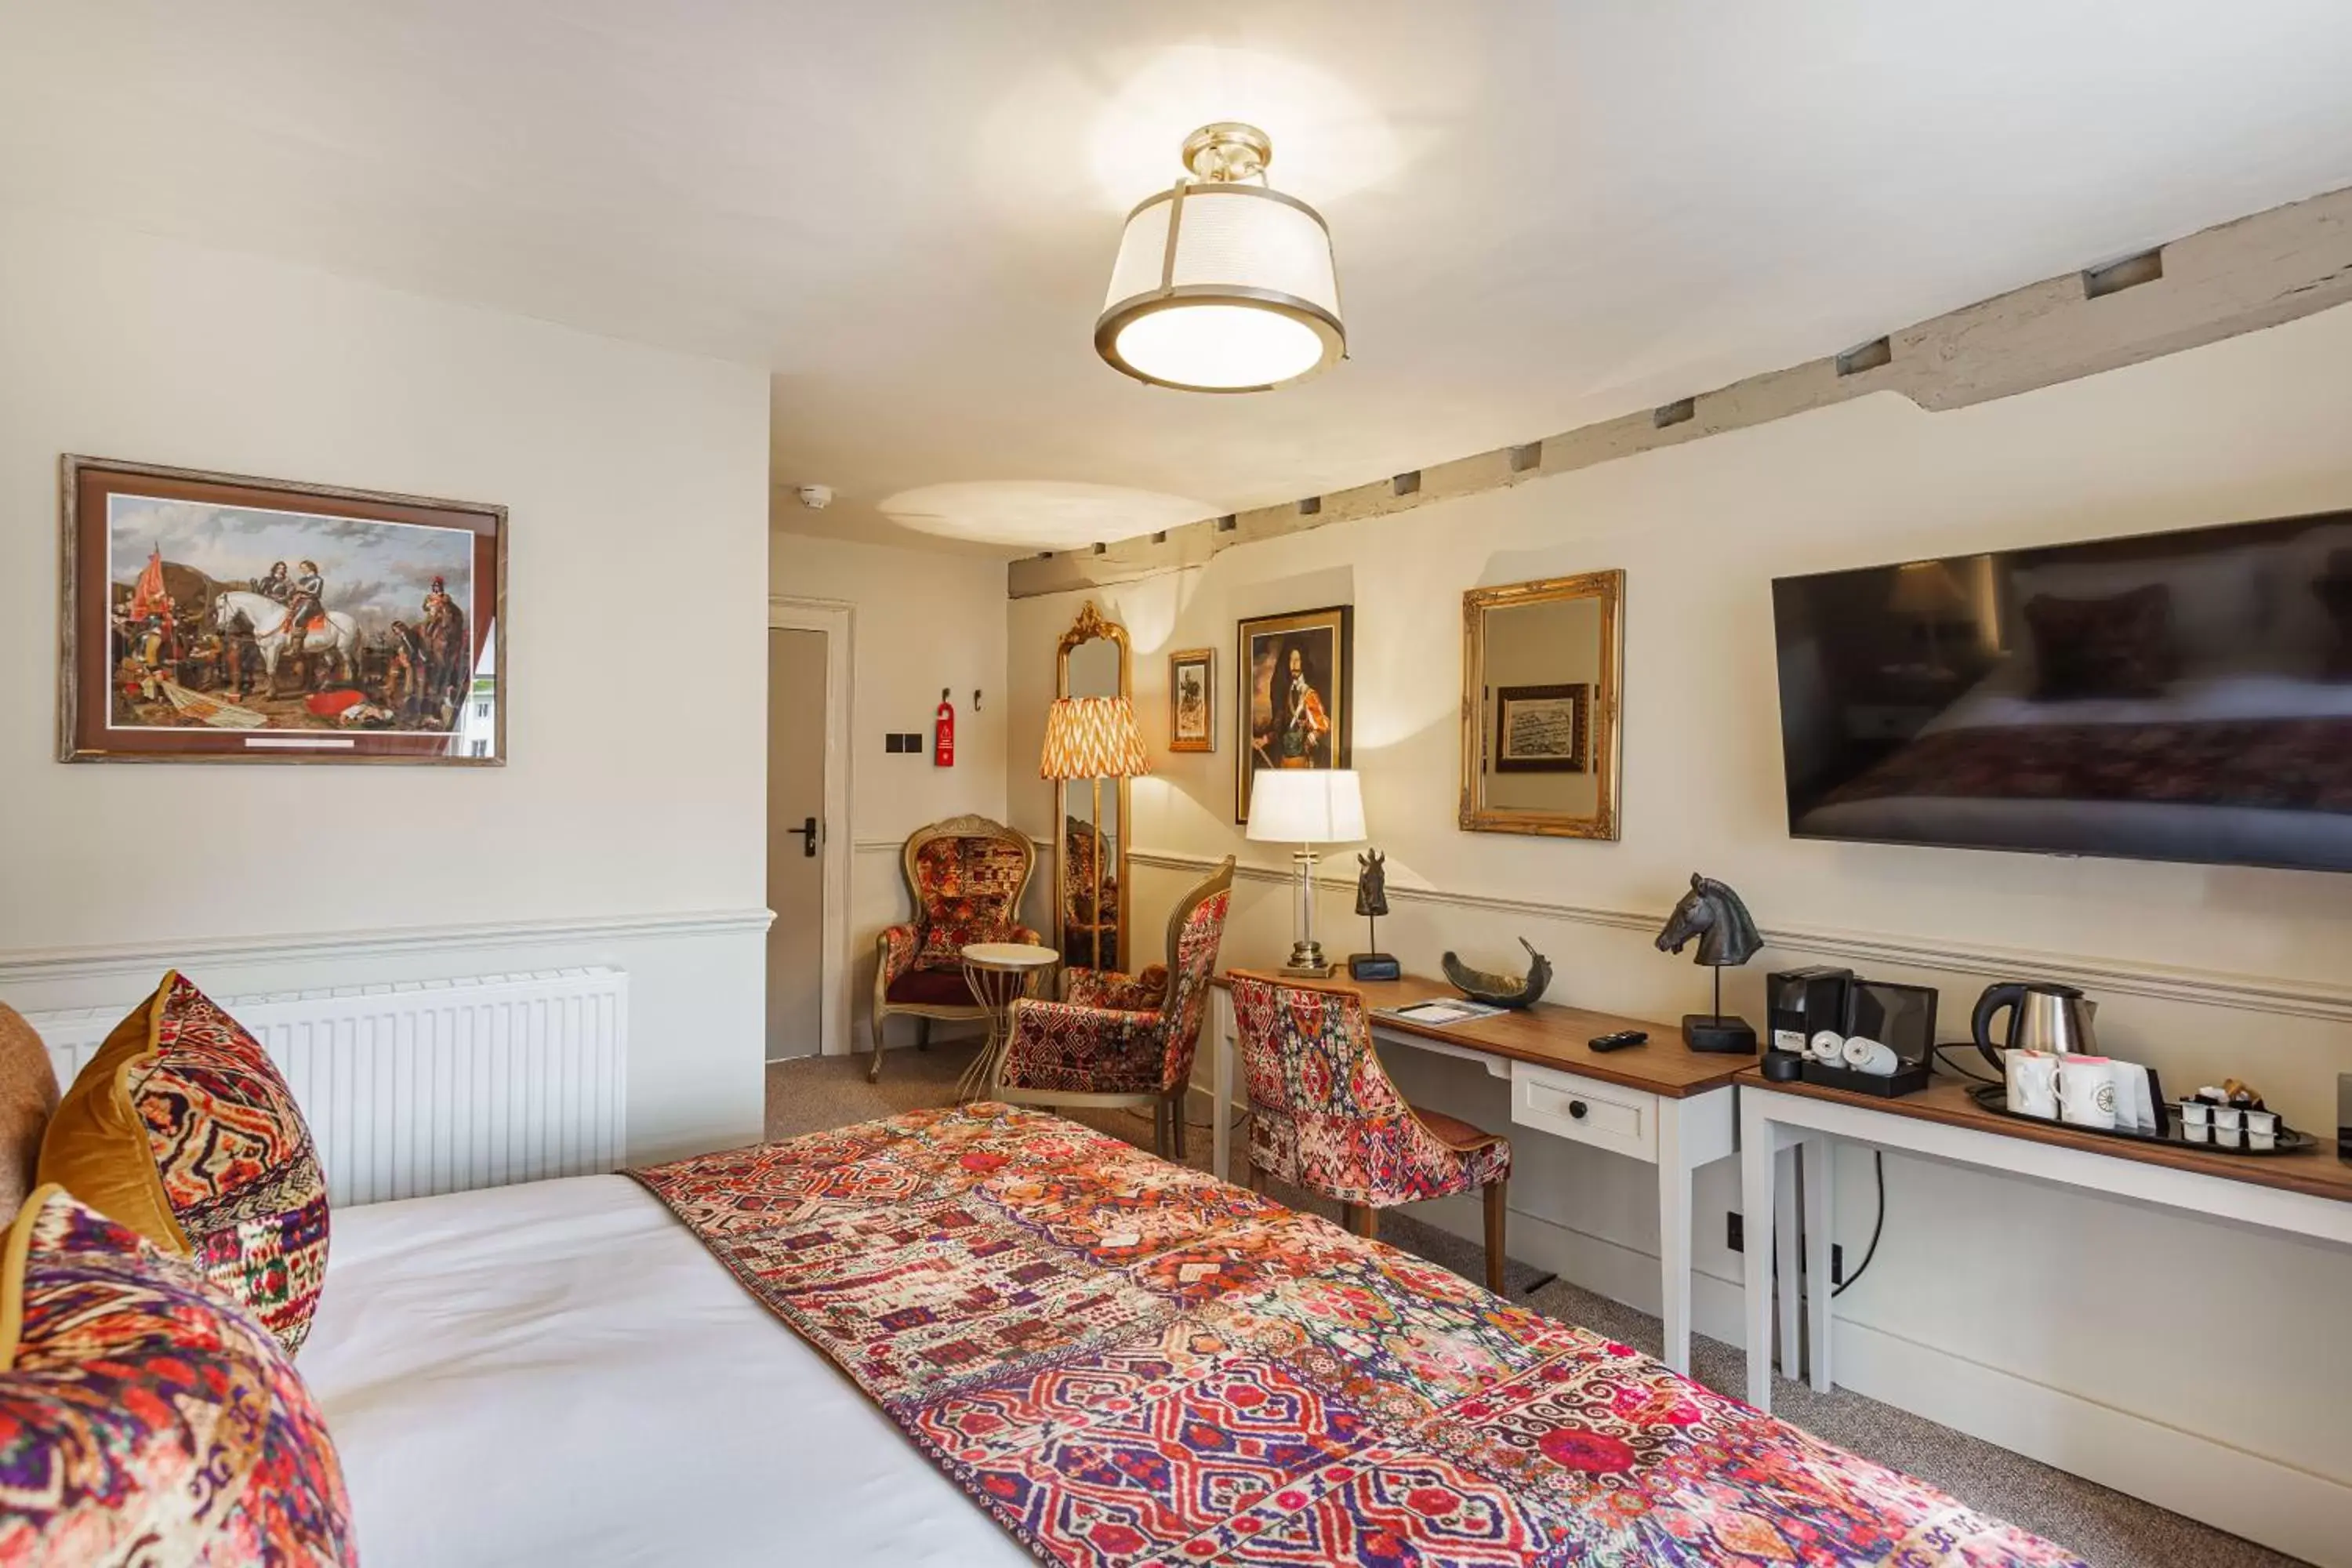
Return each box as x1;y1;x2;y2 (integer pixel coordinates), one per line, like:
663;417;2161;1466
1972;981;2100;1070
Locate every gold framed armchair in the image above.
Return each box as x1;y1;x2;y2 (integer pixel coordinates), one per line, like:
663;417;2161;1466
869;814;1041;1083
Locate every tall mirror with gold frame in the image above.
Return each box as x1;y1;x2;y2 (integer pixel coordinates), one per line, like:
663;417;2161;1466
1460;570;1624;838
1047;602;1142;971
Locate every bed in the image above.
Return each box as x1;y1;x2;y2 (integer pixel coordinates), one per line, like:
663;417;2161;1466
1798;663;2352;868
303;1104;2082;1567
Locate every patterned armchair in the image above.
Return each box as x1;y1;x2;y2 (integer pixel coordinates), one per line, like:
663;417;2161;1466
1228;971;1512;1292
993;858;1234;1159
869;815;1041;1083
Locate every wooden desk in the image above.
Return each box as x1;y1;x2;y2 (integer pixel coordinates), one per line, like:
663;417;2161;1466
1207;972;1750;1374
1737;1069;2352;1414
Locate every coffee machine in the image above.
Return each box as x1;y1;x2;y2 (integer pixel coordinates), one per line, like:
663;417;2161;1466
1764;967;1849;1080
1767;967;1852;1054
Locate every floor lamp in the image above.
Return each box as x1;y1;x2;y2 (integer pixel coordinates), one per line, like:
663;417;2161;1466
1245;769;1365;978
1040;695;1150;971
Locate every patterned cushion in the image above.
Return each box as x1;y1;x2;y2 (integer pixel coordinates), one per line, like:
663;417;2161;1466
0;1008;58;1222
911;836;1030;969
885;968;980;1008
0;1185;354;1564
37;973;328;1356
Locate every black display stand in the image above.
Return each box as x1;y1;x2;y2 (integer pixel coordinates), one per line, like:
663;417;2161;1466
1682;969;1756;1054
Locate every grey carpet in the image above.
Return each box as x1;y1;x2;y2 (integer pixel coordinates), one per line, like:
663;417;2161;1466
766;1044;2304;1568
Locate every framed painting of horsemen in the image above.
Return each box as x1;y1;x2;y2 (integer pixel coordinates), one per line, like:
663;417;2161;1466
59;456;506;764
1233;603;1352;825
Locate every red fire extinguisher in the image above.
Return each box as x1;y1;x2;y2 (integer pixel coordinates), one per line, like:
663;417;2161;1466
934;691;955;767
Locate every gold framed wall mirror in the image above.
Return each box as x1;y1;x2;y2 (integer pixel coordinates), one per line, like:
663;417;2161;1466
1460;570;1624;838
1047;602;1141;972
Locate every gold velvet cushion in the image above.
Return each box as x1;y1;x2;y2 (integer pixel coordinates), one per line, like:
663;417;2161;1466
0;1007;59;1223
36;972;328;1356
0;1185;355;1563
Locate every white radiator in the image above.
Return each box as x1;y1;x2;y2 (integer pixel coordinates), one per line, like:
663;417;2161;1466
28;967;628;1206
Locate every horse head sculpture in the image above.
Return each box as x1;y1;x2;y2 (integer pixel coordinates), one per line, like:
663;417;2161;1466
1655;873;1762;969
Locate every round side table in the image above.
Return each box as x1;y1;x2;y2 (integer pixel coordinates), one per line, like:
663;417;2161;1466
955;942;1059;1102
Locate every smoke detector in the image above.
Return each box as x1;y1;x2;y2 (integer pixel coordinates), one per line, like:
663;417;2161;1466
796;484;834;510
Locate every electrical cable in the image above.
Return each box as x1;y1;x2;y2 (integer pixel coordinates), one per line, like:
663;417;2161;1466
1830;1152;1885;1298
1932;1043;2000;1085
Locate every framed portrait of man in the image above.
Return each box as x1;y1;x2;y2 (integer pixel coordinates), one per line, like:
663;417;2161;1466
59;455;506;764
1234;604;1352;824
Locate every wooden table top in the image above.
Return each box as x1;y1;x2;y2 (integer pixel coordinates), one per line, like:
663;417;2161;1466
1740;1069;2352;1205
1213;971;1749;1099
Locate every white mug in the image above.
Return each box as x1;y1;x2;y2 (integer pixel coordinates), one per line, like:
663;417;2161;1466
1841;1036;1900;1076
2056;1055;2118;1131
2006;1050;2060;1120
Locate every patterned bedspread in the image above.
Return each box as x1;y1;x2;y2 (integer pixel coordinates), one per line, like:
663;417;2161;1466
1822;717;2352;812
630;1105;2082;1567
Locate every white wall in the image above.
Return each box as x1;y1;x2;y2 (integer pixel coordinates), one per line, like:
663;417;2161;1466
1007;300;2352;1558
769;532;1013;1047
0;210;772;1163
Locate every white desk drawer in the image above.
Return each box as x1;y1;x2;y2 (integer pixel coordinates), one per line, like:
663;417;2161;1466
1511;1062;1660;1163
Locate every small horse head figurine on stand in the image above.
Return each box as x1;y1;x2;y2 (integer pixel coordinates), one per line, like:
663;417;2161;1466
1348;849;1400;982
1655;873;1762;1053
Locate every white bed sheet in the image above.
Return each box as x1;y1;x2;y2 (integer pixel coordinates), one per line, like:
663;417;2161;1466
299;1174;1030;1568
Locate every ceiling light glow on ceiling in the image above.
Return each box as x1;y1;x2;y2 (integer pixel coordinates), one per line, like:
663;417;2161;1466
1095;122;1344;394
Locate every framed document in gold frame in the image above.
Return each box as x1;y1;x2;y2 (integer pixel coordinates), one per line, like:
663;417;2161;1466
1460;571;1621;838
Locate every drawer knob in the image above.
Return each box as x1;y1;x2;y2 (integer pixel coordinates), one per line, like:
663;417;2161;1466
1569;1100;1588;1120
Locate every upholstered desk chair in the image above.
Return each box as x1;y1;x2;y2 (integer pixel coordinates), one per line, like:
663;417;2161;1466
1227;971;1513;1293
992;858;1234;1158
870;815;1041;1083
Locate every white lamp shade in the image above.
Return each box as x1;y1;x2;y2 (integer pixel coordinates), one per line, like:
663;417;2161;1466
1245;768;1365;844
1097;183;1344;393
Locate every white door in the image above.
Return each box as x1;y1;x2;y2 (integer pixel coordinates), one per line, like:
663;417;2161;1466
766;628;827;1060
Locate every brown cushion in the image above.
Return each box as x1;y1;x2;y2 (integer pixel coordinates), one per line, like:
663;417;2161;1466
0;1006;60;1221
1410;1104;1507;1153
886;968;980;1008
2023;584;2179;699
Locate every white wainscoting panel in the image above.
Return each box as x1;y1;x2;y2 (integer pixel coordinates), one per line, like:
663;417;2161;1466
30;968;628;1206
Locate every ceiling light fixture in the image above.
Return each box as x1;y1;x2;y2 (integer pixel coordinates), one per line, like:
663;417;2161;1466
1094;122;1345;394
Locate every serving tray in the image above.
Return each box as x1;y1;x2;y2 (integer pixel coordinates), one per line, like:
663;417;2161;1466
1966;1084;2318;1156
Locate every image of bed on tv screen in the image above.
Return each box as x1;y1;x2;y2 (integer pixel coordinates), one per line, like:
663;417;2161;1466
1773;511;2352;873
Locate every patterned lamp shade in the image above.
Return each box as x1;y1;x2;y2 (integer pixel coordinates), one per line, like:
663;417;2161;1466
1040;696;1151;781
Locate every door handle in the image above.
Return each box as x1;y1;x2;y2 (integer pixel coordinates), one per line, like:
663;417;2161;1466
793;816;818;858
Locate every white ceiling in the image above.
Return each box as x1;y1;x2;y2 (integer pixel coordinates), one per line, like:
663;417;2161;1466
8;3;2352;554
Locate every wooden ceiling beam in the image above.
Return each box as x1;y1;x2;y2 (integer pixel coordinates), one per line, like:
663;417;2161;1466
1010;184;2352;599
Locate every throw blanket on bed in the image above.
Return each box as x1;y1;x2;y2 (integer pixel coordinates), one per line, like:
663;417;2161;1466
630;1105;2082;1568
1822;717;2352;812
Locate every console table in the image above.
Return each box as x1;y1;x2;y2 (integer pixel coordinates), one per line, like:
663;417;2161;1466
1738;1071;2352;1413
1208;973;1751;1374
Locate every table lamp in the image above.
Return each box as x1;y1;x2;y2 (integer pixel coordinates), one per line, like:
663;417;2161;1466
1039;695;1151;970
1246;768;1365;978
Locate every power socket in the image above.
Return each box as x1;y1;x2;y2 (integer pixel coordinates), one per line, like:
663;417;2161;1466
1724;1212;1844;1286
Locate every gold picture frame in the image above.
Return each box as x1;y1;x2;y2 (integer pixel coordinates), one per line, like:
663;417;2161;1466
1167;647;1214;753
1460;571;1622;838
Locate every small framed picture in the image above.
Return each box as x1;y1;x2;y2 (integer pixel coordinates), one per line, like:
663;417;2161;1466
1167;647;1214;753
1494;683;1588;773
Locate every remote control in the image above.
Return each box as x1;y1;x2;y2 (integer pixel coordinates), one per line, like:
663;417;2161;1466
1589;1029;1648;1052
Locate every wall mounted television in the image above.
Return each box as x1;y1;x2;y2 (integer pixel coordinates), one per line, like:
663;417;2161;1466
1771;510;2352;873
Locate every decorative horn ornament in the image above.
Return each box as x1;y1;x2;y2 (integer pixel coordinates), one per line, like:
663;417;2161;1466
1440;938;1554;1010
